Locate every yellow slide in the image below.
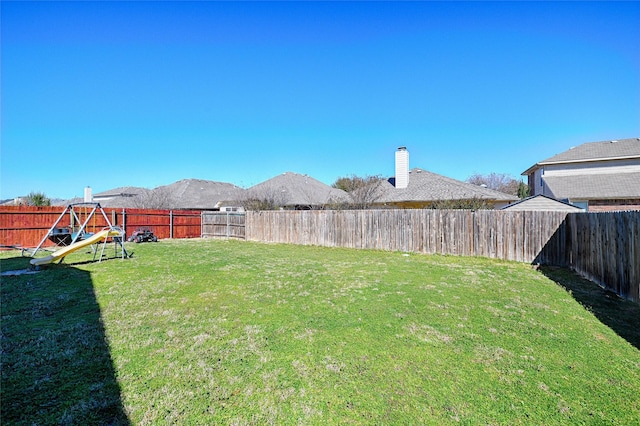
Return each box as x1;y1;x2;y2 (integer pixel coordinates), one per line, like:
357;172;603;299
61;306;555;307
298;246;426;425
30;229;122;266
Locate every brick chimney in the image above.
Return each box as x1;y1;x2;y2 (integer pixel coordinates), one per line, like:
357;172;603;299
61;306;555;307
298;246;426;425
395;147;409;188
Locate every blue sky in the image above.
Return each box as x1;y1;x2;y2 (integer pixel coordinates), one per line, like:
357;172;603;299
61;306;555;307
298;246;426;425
2;1;639;200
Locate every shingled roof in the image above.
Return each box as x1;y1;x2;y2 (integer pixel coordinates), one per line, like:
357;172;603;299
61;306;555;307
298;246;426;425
501;195;583;211
57;186;147;207
378;168;518;204
246;172;348;207
65;180;246;209
157;179;245;209
542;172;640;200
523;138;640;174
94;186;147;198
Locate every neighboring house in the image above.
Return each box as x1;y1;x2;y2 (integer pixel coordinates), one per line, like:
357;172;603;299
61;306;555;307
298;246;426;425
92;186;147;207
501;195;584;211
155;179;245;210
56;186;147;207
376;147;518;209
245;172;348;209
1;197;29;206
60;180;246;210
522;138;640;211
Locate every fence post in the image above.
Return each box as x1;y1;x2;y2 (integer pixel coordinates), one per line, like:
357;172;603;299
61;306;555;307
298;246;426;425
170;210;174;239
122;209;126;237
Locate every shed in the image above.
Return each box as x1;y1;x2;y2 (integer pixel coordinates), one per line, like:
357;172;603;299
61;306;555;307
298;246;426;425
500;195;584;211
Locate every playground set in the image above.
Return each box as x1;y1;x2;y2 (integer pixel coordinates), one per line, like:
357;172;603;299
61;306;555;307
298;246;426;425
23;202;130;267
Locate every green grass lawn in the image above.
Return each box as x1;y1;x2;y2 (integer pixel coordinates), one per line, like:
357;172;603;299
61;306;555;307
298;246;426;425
2;239;639;425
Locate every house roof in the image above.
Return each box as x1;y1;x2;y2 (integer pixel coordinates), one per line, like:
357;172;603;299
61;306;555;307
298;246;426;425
523;138;640;175
500;194;583;211
94;186;146;198
246;172;348;206
62;180;245;209
541;172;640;200
378;168;518;203
57;187;147;207
156;179;245;209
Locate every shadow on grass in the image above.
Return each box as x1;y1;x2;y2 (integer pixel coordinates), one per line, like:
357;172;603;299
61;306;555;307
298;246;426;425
0;255;129;425
540;266;640;351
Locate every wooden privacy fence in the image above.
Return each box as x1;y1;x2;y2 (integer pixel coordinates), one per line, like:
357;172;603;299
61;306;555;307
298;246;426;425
201;211;246;239
246;209;639;302
2;206;637;301
122;209;201;240
246;210;569;263
563;211;639;302
0;206;201;248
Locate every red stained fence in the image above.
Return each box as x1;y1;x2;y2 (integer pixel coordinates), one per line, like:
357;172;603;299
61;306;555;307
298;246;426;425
0;206;202;248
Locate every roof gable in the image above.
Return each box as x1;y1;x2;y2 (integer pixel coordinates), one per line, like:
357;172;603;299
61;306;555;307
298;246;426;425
501;195;583;211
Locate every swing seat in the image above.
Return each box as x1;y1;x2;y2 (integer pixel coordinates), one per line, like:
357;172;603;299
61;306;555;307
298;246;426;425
48;227;72;246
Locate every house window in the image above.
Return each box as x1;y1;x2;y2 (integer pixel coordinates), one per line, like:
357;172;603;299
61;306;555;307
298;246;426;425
572;201;588;211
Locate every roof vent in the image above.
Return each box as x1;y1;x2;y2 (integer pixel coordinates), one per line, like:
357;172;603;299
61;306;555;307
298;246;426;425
610;140;618;143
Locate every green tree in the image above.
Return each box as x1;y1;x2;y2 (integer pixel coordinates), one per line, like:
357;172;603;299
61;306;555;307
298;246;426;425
26;191;51;206
429;197;490;210
517;181;530;199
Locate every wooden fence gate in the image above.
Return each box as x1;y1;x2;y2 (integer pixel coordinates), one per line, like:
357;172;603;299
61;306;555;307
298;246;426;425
201;211;246;239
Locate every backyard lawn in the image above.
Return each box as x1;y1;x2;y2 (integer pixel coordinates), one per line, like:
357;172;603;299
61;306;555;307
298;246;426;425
2;239;639;425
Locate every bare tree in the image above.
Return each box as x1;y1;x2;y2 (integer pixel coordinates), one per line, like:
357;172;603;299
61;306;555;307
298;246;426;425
130;187;176;209
296;186;333;210
332;174;385;209
467;173;524;197
240;186;289;211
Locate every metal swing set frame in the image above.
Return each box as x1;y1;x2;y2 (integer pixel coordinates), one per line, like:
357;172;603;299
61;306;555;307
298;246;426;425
23;202;130;263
